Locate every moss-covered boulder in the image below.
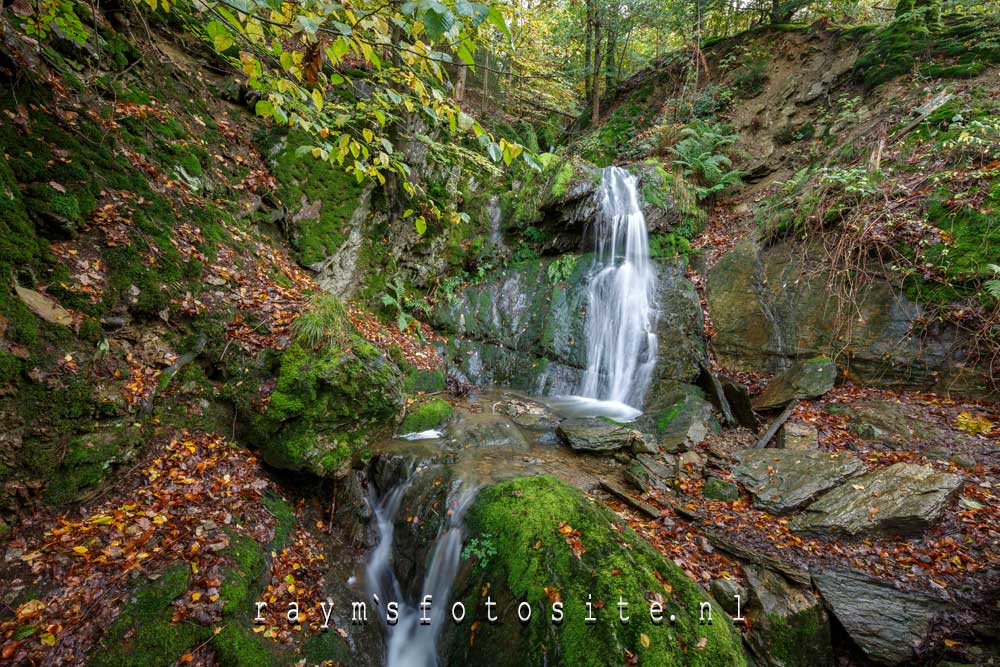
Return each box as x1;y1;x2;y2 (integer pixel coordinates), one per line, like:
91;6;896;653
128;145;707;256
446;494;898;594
744;565;833;667
444;476;748;667
250;339;403;477
399;397;453;433
752;356;836;409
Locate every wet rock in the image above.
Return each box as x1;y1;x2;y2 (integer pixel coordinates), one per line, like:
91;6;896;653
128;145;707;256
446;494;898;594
704;476;739;501
790;462;962;537
813;569;945;665
710;577;747;616
732;449;865;514
745;565;834;667
556;417;638;452
753;356;836;410
698;363;737;428
444;476;748;667
777;421;818;449
630;430;658;455
446;413;529;450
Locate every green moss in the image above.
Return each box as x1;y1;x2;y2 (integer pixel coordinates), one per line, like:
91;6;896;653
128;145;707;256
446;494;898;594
212;625;273;667
403;367;446;393
0;349;22;384
451;476;747;667
91;565;209;667
656;402;684;434
703;477;739;501
758;606;830;667
265;130;365;266
46;427;138;506
399;397;453;433
549;161;575;200
220;534;265;616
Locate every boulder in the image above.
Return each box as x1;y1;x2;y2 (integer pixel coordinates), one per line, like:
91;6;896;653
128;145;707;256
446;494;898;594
443;476;749;667
556;417;639;452
744;565;834;667
789;463;962;537
703;476;740;501
732;449;865;514
445;412;529;450
813;569;945;665
753;357;836;410
677;450;705;479
710;577;747;616
777;421;818;450
722;377;759;429
646;386;716;452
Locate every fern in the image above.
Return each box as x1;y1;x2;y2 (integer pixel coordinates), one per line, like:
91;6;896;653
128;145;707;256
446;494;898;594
985;264;1000;299
669;120;743;199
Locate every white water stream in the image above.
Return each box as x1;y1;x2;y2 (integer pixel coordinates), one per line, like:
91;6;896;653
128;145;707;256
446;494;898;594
553;165;659;420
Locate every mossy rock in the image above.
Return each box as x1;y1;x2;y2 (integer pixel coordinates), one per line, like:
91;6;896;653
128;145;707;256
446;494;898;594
444;476;748;667
249;339;403;477
90;565;210;667
45;426;140;506
403;367;446;394
703;477;739;502
399;397;453;433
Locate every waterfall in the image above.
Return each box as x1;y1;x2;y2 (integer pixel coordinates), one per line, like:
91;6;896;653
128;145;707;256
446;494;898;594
367;472;479;667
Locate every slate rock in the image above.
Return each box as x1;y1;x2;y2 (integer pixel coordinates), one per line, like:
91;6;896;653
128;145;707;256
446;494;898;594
778;421;818;449
732;449;865;514
745;565;834;667
753;356;836;409
556;418;637;452
813;569;945;666
790;462;962;537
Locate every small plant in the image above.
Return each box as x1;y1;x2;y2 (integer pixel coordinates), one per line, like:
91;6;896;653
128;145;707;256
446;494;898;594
731;45;770;98
984;264;1000;299
670;120;743;200
941;116;1000;166
547;255;577;283
461;534;498;569
292;294;351;348
380;277;416;332
817;166;882;199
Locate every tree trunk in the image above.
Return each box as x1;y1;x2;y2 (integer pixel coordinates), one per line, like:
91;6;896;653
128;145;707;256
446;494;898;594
454;62;467;103
584;0;593;104
591;16;602;124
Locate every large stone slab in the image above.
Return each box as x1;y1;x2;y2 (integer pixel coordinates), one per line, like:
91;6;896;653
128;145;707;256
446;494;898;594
790;462;962;537
813;569;945;666
753;356;836;409
732;449;865;514
745;565;834;667
556;417;638;452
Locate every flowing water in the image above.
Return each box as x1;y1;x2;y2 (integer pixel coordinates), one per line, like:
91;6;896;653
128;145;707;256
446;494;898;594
367;471;479;667
556;165;659;419
367;165;660;665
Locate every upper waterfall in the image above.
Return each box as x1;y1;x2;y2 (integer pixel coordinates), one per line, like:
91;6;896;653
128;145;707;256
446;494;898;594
580;166;659;409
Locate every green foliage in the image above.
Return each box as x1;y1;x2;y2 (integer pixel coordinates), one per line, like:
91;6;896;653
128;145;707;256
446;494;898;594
381;276;429;332
291;293;351;349
817;166;882;199
461;534;498;569
985;264;1000;300
546;254;578;283
670;121;743;199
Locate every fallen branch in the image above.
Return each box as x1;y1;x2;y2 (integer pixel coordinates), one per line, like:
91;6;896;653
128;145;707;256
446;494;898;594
752;399;798;449
705;532;811;586
600;479;661;519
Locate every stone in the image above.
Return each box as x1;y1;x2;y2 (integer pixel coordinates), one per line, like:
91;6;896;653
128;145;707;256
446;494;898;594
950;453;976;469
732;449;865;514
556;417;638;452
677;450;705;479
698;363;736;427
629;430;658;455
790;462;962;537
722;377;759;429
710;577;747;616
706;238;986;395
649;388;715;452
446;413;529;450
813;569;945;666
778;421;818;449
753;357;836;410
625;454;677;493
744;565;834;667
703;476;739;501
15;285;73;326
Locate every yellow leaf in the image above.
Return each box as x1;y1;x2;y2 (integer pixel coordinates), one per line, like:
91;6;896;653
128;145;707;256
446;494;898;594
192;592;202;602
87;514;114;525
640;633;650;649
363;128;374;143
72;546;88;555
153;515;167;524
312;88;324;111
39;632;56;647
16;599;45;622
943;638;960;648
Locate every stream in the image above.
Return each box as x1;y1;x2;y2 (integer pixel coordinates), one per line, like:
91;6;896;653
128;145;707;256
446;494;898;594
365;165;658;666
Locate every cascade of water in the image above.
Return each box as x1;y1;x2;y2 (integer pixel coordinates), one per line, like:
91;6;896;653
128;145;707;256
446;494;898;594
578;166;659;409
367;472;479;667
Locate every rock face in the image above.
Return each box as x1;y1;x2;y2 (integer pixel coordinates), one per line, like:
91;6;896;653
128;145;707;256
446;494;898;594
443;476;748;667
644;385;716;452
778;421;818;449
556;417;639;452
790;463;963;537
732;449;865;514
744;565;834;667
706;238;987;395
752;356;836;409
813;569;945;666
